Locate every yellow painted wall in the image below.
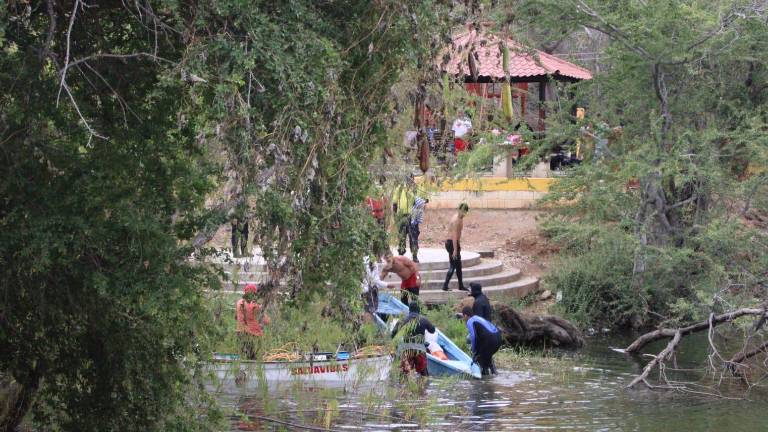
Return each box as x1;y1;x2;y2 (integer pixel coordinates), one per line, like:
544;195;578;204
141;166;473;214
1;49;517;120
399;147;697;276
418;177;557;192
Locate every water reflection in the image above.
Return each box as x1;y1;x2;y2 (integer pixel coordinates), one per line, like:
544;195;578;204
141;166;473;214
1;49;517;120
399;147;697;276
218;334;768;431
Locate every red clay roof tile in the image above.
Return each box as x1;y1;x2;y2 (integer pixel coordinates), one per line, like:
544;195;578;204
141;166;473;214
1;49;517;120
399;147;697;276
442;29;593;81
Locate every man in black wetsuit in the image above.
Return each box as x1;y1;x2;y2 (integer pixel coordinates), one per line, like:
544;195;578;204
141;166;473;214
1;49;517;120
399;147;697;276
462;306;502;376
469;282;493;321
392;302;435;376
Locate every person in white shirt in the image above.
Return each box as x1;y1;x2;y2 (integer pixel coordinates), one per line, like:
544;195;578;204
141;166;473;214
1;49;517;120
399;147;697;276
361;255;388;314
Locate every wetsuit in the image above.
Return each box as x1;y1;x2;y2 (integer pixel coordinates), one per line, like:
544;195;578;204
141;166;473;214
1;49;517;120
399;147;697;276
392;312;436;376
466;315;502;376
230;222;240;256
443;240;465;291
239;221;249;256
471;292;493;321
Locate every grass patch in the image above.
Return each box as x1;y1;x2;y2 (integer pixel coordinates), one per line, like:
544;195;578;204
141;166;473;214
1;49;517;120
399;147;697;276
204;290;387;357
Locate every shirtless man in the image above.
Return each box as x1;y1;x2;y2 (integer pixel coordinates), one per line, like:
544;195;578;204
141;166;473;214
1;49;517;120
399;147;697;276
442;203;469;291
381;254;421;304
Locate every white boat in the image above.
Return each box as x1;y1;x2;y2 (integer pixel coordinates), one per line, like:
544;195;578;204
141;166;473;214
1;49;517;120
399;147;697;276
207;352;392;390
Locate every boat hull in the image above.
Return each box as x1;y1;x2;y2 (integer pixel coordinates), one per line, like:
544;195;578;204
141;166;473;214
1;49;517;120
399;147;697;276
206;354;392;390
376;293;482;379
426;330;482;379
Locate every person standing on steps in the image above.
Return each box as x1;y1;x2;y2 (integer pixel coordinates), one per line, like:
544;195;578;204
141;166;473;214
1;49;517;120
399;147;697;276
238;218;250;257
443;203;469;291
230;215;241;257
408;196;428;263
392;182;415;257
236;284;270;359
469;282;492;321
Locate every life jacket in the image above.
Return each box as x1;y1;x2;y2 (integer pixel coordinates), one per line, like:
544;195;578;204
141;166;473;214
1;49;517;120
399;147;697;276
236;299;264;336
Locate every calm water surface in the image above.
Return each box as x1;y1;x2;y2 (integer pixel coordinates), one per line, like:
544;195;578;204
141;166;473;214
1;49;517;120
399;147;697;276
218;333;768;431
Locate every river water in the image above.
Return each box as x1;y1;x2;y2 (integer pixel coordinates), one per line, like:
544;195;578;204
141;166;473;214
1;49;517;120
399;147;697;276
218;332;768;431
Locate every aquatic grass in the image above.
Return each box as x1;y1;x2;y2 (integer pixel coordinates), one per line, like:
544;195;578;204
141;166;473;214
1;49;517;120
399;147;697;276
495;347;585;385
204;293;477;429
204;290;388;356
423;302;471;352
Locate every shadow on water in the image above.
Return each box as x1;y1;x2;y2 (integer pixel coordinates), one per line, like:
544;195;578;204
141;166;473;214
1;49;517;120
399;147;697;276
217;332;768;431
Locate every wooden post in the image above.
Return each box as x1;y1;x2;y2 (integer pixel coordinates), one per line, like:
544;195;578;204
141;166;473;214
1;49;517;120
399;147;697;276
538;80;546;131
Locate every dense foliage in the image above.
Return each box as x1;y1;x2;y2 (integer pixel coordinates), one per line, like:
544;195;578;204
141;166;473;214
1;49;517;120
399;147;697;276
0;0;460;430
510;0;768;327
0;2;223;430
180;0;449;312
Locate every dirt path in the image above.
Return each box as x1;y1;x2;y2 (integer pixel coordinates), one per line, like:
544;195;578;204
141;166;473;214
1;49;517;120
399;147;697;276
419;209;557;280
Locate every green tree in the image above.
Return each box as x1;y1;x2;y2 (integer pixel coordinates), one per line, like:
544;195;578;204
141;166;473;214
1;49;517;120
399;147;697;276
512;0;768;327
1;0;465;429
0;2;218;430
178;1;454;313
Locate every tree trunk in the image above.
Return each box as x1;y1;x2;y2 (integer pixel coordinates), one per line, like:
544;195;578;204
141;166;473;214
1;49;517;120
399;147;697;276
458;299;584;348
0;370;40;432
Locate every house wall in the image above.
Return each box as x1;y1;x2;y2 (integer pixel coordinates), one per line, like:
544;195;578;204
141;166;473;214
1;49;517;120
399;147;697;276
420;177;556;209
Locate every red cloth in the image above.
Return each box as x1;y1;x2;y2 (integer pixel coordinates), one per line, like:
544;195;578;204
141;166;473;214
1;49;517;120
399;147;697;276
400;353;428;376
236;299;264;336
401;273;419;289
454;137;467;153
244;283;258;295
365;197;385;220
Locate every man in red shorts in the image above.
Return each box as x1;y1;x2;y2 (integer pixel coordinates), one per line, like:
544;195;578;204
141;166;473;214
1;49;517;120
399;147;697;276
382;254;420;304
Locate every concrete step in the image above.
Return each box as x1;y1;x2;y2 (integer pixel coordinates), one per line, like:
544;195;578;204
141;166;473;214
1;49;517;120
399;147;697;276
405;276;540;305
217;261;266;273
386;267;521;290
405;250;481;271
382;260;504;283
225;259;505;283
215;248;482;273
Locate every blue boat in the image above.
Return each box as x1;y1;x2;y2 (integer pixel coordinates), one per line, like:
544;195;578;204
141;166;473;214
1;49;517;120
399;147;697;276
374;292;481;379
426;329;482;379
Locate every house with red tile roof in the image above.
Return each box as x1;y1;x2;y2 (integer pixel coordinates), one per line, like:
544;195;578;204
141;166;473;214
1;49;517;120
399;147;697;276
440;27;593;132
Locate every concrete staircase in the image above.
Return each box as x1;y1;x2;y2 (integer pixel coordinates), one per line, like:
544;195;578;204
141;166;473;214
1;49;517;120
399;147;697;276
210;248;540;305
381;248;539;304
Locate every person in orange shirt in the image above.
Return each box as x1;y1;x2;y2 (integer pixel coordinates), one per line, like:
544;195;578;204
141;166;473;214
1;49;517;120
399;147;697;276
236;283;270;359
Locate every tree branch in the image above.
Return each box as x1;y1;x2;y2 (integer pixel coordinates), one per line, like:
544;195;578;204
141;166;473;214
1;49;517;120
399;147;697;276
59;52;177;77
627;330;682;388
728;340;768;378
623;308;767;354
57;0;81;107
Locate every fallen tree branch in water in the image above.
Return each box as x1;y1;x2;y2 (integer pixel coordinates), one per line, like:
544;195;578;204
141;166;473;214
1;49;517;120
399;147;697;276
622;307;768;389
728;340;768;379
624;308;767;354
627;330;682;388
